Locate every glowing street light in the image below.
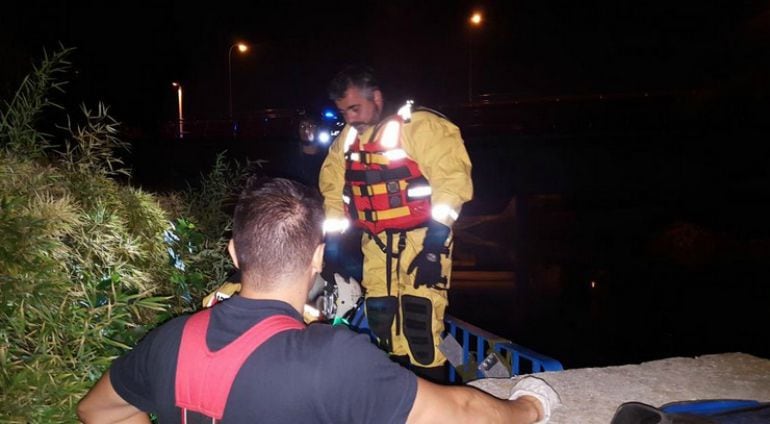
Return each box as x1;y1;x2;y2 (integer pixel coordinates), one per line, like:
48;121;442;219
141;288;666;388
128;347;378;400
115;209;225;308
228;42;249;119
468;11;484;103
171;82;183;139
470;12;483;26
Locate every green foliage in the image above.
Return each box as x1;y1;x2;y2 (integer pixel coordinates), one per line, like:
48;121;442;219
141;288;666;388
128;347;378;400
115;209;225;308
60;103;129;178
160;153;252;315
0;146;173;421
0;45;249;422
0;45;73;158
163;218;227;314
0;46;240;422
179;152;248;239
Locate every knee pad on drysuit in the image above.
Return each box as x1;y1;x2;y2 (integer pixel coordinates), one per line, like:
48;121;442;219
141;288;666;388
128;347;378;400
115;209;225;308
365;296;398;352
401;295;435;366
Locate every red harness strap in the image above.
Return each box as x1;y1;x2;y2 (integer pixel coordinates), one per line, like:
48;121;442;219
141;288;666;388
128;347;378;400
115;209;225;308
175;309;305;420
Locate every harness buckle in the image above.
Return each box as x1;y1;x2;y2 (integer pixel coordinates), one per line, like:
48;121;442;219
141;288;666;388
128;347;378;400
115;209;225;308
389;194;403;208
363;210;378;222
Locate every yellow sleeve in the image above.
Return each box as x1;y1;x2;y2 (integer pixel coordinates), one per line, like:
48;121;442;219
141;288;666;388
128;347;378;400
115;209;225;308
318;125;350;220
402;111;473;225
201;282;242;308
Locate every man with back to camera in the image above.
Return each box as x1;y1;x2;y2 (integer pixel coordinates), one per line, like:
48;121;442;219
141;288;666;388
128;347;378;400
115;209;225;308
319;65;472;382
77;177;560;423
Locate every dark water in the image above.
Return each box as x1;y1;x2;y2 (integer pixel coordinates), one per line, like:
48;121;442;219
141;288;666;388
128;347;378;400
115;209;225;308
448;163;770;369
448;247;770;370
441;96;770;368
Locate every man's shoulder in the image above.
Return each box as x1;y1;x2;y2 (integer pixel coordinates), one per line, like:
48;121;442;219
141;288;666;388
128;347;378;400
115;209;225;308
406;107;458;132
123;314;189;357
411;106;450;122
145;314;190;341
303;323;372;347
240;323;386;381
298;324;385;360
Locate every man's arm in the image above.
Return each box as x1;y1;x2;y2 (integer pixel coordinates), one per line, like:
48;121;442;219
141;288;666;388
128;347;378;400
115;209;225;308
318;126;350;221
403;112;473;227
406;378;543;424
77;371;151;424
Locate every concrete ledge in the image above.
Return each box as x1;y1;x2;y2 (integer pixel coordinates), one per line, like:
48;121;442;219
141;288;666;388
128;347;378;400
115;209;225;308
468;352;770;423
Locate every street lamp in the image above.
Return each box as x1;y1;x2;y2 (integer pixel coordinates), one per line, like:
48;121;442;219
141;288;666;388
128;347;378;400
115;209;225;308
228;42;249;119
468;11;483;103
171;82;183;139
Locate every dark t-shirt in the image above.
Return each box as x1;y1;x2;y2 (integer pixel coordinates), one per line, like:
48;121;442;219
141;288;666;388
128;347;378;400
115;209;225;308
110;297;417;423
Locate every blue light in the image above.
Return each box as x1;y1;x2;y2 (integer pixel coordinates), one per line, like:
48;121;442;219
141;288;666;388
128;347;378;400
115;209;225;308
318;131;331;144
322;108;338;121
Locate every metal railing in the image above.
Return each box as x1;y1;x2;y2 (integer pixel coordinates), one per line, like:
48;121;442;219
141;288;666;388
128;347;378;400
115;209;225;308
444;314;563;383
346;306;563;383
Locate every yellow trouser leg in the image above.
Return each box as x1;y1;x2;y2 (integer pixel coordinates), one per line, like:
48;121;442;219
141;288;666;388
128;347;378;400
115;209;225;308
362;228;452;368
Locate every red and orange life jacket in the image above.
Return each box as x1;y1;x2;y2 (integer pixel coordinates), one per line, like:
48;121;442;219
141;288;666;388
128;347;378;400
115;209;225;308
343;112;433;234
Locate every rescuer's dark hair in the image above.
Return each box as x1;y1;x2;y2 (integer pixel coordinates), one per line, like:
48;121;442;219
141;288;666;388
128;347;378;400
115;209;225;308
232;177;324;290
328;65;379;101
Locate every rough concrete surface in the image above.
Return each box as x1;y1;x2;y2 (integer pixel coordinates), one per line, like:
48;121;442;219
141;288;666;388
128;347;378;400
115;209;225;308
468;352;770;423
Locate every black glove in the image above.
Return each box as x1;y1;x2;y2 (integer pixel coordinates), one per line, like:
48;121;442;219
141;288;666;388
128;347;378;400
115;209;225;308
407;221;450;288
322;232;348;283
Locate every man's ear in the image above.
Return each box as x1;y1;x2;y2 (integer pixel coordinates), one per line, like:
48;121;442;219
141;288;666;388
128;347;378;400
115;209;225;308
373;89;384;109
312;243;325;275
228;239;239;268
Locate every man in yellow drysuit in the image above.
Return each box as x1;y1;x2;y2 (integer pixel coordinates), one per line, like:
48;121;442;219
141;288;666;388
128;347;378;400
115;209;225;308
319;65;472;382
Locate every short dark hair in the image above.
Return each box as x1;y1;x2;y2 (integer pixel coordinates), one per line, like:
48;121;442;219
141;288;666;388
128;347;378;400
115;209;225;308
232;177;324;290
328;65;379;101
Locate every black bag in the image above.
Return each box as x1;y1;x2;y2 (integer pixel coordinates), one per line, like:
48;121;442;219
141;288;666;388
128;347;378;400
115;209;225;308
611;399;770;424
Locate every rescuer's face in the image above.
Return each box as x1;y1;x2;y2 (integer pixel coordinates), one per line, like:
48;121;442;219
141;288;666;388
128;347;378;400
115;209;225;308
335;86;383;133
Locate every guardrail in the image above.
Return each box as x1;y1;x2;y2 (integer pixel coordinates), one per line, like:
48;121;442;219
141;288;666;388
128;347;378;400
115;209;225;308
444;314;563;383
346;306;563;383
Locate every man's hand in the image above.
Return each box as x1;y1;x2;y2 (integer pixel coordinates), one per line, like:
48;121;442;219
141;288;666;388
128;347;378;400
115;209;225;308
408;221;450;288
509;376;562;423
408;249;444;288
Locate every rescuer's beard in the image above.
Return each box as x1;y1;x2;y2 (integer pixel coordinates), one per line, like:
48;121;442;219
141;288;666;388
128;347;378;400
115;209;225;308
351;104;382;133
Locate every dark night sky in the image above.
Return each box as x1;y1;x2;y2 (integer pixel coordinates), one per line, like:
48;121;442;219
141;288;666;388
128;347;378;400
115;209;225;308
2;1;769;130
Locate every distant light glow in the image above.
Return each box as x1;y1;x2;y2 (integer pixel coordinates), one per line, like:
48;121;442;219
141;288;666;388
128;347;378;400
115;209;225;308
591;281;597;289
318;131;331;144
322;108;338;121
470;12;483;26
237;43;249;53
